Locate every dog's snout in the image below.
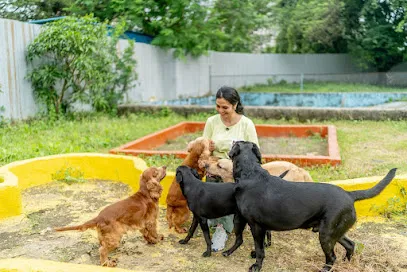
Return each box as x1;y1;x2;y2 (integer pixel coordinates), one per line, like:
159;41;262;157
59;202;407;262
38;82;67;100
204;163;209;169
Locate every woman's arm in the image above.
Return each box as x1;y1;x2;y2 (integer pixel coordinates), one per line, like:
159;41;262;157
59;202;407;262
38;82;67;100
203;117;216;152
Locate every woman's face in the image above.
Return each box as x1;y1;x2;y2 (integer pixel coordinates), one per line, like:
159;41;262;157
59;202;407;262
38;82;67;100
216;98;236;118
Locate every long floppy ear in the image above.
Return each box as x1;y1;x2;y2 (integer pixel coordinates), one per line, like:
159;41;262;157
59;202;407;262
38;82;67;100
228;142;240;159
251;142;262;163
176;171;183;183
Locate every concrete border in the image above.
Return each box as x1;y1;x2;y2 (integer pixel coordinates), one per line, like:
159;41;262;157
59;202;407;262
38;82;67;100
109;121;341;166
0;153;175;219
118;104;407;121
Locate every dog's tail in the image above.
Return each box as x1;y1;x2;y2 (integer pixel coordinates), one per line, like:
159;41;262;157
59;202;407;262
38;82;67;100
54;218;98;232
348;168;397;201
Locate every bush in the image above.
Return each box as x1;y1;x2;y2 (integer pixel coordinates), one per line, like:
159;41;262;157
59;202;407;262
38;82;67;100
26;15;137;117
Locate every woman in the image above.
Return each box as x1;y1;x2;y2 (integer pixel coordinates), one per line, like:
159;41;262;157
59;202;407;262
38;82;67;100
203;86;259;251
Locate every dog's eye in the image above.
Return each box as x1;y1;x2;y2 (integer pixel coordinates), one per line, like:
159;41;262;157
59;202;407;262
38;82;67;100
217;163;223;169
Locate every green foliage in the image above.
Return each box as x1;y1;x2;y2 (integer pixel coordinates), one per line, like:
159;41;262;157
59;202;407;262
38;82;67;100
209;0;272;53
273;0;348;53
26;16;136;117
272;0;407;72
68;0;271;57
348;0;407;72
52;166;86;184
1;112;407;182
0;0;73;21
370;184;407;219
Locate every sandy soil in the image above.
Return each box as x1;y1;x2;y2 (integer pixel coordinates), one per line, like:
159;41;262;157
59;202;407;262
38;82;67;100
0;180;406;272
154;132;328;156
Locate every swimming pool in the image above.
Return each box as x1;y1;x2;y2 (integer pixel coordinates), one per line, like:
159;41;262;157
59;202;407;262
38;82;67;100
150;92;407;108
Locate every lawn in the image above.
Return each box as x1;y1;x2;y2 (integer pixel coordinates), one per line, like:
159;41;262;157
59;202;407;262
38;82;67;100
240;81;407;93
1;111;407;182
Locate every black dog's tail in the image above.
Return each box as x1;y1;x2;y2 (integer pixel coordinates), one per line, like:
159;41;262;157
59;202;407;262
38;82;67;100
348;168;397;201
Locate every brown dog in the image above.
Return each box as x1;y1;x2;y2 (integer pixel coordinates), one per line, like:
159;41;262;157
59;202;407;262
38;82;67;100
205;158;313;182
166;137;211;233
54;166;167;267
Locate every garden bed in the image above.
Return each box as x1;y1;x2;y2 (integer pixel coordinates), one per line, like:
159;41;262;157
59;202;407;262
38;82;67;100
154;131;328;156
110;122;340;166
0;180;406;272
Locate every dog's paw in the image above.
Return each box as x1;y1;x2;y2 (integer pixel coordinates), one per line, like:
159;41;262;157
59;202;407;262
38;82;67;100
202;250;211;257
248;264;261;272
103;258;117;267
250;250;256;259
175;227;188;234
222;250;231;257
319;265;333;272
179;239;188;244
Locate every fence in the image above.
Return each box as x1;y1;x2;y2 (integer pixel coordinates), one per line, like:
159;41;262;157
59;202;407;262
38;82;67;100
1;18;407;121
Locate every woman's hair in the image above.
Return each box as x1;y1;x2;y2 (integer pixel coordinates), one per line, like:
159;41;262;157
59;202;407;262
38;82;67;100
216;86;244;114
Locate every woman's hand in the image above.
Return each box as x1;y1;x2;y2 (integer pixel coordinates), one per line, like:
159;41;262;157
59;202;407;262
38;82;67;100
209;140;216;152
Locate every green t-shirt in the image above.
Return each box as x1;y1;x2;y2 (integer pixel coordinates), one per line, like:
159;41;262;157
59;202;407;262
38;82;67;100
203;114;259;159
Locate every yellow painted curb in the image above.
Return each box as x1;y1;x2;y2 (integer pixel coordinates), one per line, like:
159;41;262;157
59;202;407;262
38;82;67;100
0;258;139;272
0;153;174;220
330;174;407;217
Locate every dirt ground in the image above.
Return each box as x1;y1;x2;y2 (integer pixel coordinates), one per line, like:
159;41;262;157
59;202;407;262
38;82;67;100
154;132;328;156
1;180;406;272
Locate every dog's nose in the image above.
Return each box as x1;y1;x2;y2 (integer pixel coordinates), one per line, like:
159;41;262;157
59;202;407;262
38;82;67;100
204;163;209;169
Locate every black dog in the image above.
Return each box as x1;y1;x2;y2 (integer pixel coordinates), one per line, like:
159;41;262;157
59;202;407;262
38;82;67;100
175;165;237;257
224;141;397;272
175;165;289;257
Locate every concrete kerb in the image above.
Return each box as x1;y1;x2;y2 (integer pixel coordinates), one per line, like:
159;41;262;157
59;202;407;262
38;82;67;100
0;153;174;220
118;104;407;121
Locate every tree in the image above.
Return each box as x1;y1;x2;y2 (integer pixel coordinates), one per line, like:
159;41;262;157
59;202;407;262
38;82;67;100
26;16;136;116
68;0;272;57
0;0;73;21
272;0;348;53
348;0;407;72
210;0;272;53
68;0;222;58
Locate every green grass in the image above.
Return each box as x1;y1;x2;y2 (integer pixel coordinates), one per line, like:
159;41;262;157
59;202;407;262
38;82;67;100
1;112;407;182
240;81;407;93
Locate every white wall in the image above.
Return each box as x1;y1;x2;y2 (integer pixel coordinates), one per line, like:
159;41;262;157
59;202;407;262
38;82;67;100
0;19;41;120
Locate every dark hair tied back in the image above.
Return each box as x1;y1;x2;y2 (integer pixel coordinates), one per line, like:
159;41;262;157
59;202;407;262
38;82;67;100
216;86;244;114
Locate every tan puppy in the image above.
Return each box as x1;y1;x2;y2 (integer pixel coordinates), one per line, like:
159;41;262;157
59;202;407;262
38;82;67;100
205;158;313;182
55;166;167;267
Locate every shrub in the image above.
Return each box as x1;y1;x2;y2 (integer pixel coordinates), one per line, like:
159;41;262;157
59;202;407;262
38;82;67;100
26;16;137;117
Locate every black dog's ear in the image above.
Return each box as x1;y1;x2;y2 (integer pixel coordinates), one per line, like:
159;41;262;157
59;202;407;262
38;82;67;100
252;142;262;163
176;171;183;183
279;170;289;179
191;168;200;179
228;142;240;159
